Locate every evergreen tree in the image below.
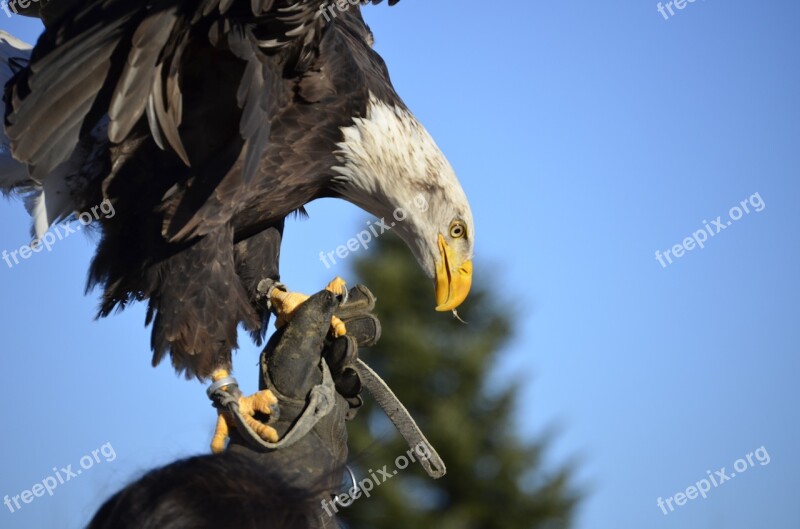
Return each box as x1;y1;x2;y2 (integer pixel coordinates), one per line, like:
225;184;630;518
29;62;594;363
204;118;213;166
339;233;579;528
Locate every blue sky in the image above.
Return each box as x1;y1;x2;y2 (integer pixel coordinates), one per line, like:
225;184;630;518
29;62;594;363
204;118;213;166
1;1;799;528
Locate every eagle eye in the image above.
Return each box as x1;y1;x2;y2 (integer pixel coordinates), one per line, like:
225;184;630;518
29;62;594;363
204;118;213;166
449;221;466;239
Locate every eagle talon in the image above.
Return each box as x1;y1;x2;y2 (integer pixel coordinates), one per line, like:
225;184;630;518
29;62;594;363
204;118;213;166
331;316;347;338
210;370;279;454
269;277;348;337
326;276;349;303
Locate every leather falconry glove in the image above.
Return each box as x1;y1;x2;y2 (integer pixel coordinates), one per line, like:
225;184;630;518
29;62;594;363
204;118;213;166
224;285;381;497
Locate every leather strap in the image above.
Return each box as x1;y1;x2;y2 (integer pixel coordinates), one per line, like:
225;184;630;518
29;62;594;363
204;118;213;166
355;359;446;479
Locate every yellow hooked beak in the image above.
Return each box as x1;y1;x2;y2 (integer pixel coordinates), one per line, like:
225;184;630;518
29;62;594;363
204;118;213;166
435;234;473;312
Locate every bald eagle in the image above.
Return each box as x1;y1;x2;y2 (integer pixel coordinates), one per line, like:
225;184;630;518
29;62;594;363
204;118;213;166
1;0;474;449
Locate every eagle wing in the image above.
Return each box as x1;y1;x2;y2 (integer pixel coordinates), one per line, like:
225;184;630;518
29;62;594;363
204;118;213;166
5;0;400;239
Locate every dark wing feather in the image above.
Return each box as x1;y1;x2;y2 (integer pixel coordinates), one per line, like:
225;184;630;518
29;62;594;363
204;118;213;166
148;36;191;166
108;9;178;145
227;27;278;185
5;2;138;180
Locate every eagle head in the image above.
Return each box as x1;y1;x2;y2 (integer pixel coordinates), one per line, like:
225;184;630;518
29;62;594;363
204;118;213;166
333;94;474;312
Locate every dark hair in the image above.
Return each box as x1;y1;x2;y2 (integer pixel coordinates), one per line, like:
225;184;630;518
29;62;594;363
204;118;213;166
86;452;330;529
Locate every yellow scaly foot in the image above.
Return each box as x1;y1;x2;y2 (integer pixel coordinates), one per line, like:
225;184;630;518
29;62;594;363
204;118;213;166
210;369;279;454
270;277;348;337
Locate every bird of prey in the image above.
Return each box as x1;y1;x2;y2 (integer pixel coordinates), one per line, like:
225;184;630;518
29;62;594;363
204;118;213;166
0;0;474;451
